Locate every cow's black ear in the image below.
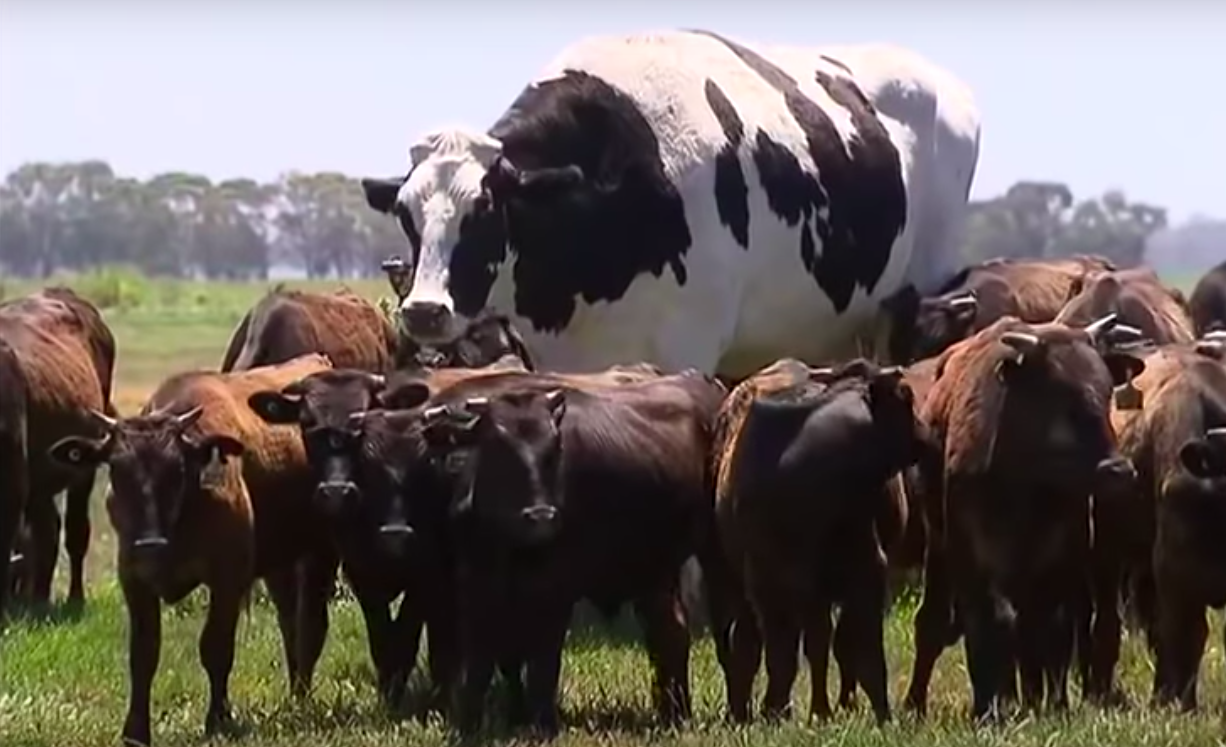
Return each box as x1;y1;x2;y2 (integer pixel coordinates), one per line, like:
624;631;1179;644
1102;351;1146;388
248;391;302;425
361;177;405;214
381;380;432;410
1179;439;1219;479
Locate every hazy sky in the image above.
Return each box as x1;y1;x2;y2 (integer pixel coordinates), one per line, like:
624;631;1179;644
2;2;1223;223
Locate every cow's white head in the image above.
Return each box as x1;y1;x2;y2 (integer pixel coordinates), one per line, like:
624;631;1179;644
362;126;506;344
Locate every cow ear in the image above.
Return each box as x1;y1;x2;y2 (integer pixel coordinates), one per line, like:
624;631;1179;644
1102;351;1146;388
1179;440;1221;479
248;390;303;425
189;434;244;464
361;177;405;214
380;380;432;410
48;435;111;471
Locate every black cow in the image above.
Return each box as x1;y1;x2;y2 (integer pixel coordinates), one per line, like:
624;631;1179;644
1189;260;1226;336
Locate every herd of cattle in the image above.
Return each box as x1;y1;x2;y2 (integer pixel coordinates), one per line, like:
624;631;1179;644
0;254;1223;745
2;26;1226;747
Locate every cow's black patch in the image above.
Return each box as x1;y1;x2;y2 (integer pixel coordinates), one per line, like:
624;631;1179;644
704;79;750;249
477;69;692;334
691;30;907;313
448;196;508;318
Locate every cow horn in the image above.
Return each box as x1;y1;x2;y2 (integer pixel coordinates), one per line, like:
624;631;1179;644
88;408;118;431
1000;331;1042;354
807;366;836;382
174;406;205;429
946;293;978;311
346;411;367;429
1201;330;1226;343
421;404;449;423
462;397;491;416
365;374;387;391
1208;427;1226;442
1083;313;1120;341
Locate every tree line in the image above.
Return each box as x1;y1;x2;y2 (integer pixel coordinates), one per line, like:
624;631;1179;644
0;161;1190;280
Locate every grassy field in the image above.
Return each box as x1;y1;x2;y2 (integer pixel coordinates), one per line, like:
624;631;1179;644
1;268;1223;747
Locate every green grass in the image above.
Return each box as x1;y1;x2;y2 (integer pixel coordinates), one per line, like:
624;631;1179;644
2;267;1225;746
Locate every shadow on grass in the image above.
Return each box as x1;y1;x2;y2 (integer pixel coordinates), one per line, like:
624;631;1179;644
3;597;88;628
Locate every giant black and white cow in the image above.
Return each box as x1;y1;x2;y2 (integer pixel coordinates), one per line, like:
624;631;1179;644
361;30;981;380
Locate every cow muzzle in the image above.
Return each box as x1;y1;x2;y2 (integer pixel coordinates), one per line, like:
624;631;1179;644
401;301;454;343
518;505;561;544
376;522;414;556
128;535;170;575
316;481;358;514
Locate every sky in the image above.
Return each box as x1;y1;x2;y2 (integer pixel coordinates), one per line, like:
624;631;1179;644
1;2;1223;224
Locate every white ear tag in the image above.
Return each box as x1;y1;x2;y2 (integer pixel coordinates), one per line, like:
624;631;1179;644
199;451;228;490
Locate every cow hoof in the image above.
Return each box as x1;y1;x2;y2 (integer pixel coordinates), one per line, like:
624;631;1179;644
121;729;152;747
204;709;244;738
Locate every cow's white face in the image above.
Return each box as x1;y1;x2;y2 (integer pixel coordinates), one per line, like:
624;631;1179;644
366;127;504;344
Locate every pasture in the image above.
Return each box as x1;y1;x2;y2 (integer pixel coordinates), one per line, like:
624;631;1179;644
0;268;1223;747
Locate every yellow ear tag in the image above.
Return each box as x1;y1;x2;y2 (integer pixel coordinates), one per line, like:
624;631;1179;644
1114;379;1143;411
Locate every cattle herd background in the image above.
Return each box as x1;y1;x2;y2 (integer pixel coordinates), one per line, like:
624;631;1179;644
2;28;1226;747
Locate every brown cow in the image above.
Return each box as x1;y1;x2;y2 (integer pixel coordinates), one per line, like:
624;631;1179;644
1055;266;1196;346
0;287;117;609
46;353;335;747
413;369;727;735
1106;344;1226;711
220;286;396;373
1189;260;1226;336
0;336;29;621
878;255;1117;364
243;358;666;713
714;358;925;725
902;314;1147;720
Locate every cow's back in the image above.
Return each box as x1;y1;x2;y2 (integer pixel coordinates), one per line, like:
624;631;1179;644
225;288;394;373
146;354;333;499
0;290;112;458
496;30;935;378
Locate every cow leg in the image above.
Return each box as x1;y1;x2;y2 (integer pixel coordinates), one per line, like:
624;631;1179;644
724;598;761;723
455;585;500;735
200;583;243;737
757;592;800;721
1153;594;1206;711
904;546;954;715
355;587;411;708
633;580;693;724
24;492;58;609
1086;559;1127;706
423;588;460;718
264;568;302;692
960;586;1011;723
832;606;858;711
293;553;335;696
120;577;161;747
498;657;528;728
844;548;890;726
1014;601;1044;713
1044;598;1075;713
63;471;93;608
0;442;27;623
801;602;834;721
523;610;570;737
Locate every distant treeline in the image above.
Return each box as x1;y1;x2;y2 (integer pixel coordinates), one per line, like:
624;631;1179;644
0;161;1216;280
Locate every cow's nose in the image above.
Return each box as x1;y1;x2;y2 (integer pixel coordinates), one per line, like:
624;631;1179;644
520;505;559;524
401;302;451;338
316;481;358;512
